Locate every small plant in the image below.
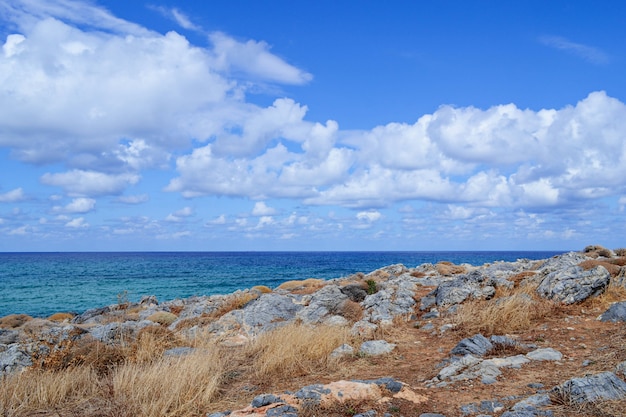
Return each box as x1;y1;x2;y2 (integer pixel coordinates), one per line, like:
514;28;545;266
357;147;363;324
117;290;130;310
146;311;178;326
365;279;378;295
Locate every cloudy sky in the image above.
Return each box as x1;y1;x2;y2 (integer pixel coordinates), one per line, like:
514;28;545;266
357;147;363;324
1;0;625;251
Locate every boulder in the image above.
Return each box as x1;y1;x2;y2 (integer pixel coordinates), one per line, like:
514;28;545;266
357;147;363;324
340;283;368;302
526;348;562;361
537;265;610;304
451;334;493;357
553;372;626;403
598;301;626;322
297;285;348;324
241;293;302;335
0;329;19;345
0;343;32;376
434;270;488;306
359;340;396;356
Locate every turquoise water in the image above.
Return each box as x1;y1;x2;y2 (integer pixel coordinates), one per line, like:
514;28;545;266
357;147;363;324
0;251;564;317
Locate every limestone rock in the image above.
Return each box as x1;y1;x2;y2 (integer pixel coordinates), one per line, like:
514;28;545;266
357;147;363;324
553;371;626;403
0;343;32;376
359;340;396;356
537;265;610;304
526;348;562;361
598;301;626;322
297;285;348;324
451;334;493;357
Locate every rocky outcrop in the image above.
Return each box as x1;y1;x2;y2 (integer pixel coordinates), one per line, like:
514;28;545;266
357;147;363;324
553;372;626;403
598;301;626;322
537;265;610;304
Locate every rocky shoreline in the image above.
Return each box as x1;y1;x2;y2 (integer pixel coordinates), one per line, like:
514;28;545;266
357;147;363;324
2;245;626;416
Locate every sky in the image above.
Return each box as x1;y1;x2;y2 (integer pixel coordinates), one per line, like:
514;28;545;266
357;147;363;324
0;0;625;252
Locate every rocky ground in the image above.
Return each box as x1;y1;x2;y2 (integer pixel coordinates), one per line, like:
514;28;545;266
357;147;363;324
2;245;626;417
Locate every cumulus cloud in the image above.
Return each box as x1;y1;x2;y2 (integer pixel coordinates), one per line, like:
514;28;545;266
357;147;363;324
0;188;25;202
117;194;149;204
252;202;276;216
54;197;96;213
65;217;88;228
165;206;194;222
41;170;140;196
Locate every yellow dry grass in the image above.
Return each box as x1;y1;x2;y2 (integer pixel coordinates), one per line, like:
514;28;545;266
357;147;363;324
454;284;557;336
245;322;351;379
47;312;75;322
112;347;224;417
146;311;178;326
277;278;326;292
0;367;102;416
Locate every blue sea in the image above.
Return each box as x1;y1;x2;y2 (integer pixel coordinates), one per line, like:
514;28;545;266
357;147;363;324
0;251;565;318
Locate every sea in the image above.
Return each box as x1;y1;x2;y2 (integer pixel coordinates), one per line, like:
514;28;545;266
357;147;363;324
0;251;566;318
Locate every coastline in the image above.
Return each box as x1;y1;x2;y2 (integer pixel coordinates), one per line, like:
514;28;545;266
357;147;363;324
1;246;625;416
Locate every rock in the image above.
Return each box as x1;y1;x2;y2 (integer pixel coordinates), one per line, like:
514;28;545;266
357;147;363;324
251;394;283;408
239;293;302;335
139;295;159;306
324;315;349;327
537;265;610;304
359;340;396;356
350;320;378;338
419;296;437;311
511;394;551;411
297;285;348;324
434;270;492;306
266;405;298;416
0;329;19;345
71;305;113;324
553;371;626;403
353;411;377;417
451;334;493;357
163;347;196;356
420;414;446;417
597;301;626;322
340;283;368;302
89;320;155;344
330;343;354;358
526;348;562;361
0;343;32;376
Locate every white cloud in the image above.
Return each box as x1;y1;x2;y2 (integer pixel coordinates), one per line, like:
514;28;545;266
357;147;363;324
356;210;381;222
0;188;25;202
539;35;609;65
206;214;226;225
65;217;88;228
252;202;276;216
165;206;194;222
41;170;139;196
56;197;95;213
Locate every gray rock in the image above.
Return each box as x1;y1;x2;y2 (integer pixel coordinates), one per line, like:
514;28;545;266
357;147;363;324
359;340;396;356
526;348;562;361
0;329;19;345
420;296;437;311
266;405;298;417
353;411;377;417
350;320;378;338
340;283;368;302
294;384;331;404
89;320;155;344
240;293;302;335
251;393;283;408
163;347;196;356
297;285;348;324
330;343;354;358
451;334;493;357
500;411;538;417
616;360;626;375
434;270;490;306
537;265;610;304
512;394;551;411
553;371;626;403
598;301;626;322
420;414;446;417
72;305;113;324
206;412;230;417
0;343;32;376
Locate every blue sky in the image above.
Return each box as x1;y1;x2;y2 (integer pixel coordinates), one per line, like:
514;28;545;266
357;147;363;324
1;0;625;251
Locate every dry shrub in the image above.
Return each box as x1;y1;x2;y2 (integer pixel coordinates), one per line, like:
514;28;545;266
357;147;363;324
112;347;225;417
337;300;364;322
209;292;259;318
550;390;626;417
34;337;127;376
508;271;537;286
410;271;426;278
614;248;626;257
146;311;177;326
251;285;272;294
579;259;622;277
48;312;75;322
246;323;350;379
0;314;32;329
130;326;185;364
169;304;184;315
277;278;326;292
0;367;102;415
584;245;613;258
582;282;626;312
436;262;466;276
454;285;557;336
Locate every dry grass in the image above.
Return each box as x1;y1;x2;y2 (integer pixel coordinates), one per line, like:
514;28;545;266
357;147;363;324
245;322;351;379
337;299;364;322
0;314;32;329
436;262;467;276
251;285;272;293
129;326;185;364
48;312;75;322
454;284;557;336
277;278;326;294
112;347;225;417
582;282;626;311
146;311;177;326
584;245;613;258
209;292;259;318
578;259;623;277
0;367;103;416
